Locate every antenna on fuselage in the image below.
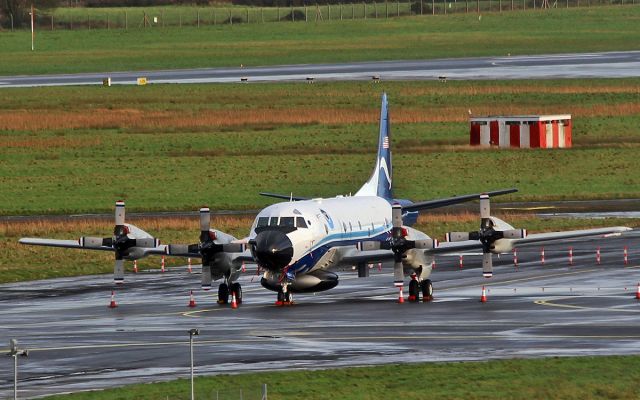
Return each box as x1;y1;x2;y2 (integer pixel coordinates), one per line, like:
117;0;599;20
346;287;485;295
289;192;293;202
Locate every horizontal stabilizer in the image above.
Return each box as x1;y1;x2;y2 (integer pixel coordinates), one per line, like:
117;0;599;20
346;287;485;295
404;188;517;212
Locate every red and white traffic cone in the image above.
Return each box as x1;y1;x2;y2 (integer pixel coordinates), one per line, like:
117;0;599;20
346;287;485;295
635;283;640;300
397;285;405;304
624;246;628;266
569;247;573;266
513;248;518;268
459;254;464;269
231;292;238;309
596;247;601;265
187;258;192;274
188;290;196;308
108;291;117;308
378;262;382;272
480;286;487;303
541;247;545;265
161;256;166;273
133;260;138;273
241;262;246;273
431;259;436;270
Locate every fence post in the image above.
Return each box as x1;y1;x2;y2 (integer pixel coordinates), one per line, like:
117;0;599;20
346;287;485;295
261;8;263;22
107;13;109;29
328;4;331;20
246;8;249;23
51;14;54;30
352;3;355;18
374;2;378;17
499;0;502;10
512;0;514;9
385;1;388;17
363;2;366;19
197;10;200;27
87;13;90;30
444;0;447;13
305;5;308;21
421;0;424;13
397;0;399;15
277;6;280;21
125;11;127;30
466;0;469;11
229;8;233;24
340;3;343;19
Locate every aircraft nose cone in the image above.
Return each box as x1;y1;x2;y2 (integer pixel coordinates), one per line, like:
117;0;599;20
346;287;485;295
252;230;294;272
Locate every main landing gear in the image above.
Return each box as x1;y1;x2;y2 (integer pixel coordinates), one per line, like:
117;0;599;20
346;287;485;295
217;281;242;305
407;275;433;303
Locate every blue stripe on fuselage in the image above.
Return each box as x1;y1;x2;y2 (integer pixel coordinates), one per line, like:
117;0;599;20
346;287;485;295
289;226;392;275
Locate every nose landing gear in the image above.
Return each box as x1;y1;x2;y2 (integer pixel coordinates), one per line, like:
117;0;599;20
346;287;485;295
218;281;243;305
408;275;433;303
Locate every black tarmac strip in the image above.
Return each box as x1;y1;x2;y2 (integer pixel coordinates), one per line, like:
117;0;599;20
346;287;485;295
0;51;639;88
1;231;640;398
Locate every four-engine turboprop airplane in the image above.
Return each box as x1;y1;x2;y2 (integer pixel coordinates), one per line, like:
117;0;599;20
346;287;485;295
20;93;631;305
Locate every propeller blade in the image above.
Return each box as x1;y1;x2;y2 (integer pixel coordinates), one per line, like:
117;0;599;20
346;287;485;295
222;243;246;253
446;232;471;242
114;258;124;284
391;204;402;229
80;236;107;248
480;194;490;219
133;238;158;248
201;265;212;290
115;200;125;226
502;229;527;239
199;207;210;234
393;260;404;286
482;252;493;278
413;238;438;249
357;241;382;251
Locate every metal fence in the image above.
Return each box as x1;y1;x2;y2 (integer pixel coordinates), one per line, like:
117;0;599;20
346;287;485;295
1;0;638;31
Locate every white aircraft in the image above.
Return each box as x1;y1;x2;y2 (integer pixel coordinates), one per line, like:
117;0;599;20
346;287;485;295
21;93;630;305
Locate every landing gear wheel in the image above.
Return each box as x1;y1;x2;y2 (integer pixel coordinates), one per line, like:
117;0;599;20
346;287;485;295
408;279;420;302
276;288;285;306
231;282;242;304
218;283;229;305
283;291;292;305
421;279;433;302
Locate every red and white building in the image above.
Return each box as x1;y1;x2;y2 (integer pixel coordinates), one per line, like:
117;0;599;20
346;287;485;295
470;115;572;148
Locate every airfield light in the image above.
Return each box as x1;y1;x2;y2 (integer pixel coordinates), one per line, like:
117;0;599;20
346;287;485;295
7;339;29;400
188;329;200;400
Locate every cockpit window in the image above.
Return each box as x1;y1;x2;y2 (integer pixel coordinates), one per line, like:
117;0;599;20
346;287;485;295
296;217;307;228
256;217;269;228
280;217;295;227
269;217;279;226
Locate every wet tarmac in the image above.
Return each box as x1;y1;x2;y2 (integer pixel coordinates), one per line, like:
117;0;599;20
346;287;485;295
1;231;639;398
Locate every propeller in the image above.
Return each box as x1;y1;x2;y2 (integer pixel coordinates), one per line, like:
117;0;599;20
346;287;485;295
357;204;438;287
166;207;245;290
78;201;159;284
446;194;526;278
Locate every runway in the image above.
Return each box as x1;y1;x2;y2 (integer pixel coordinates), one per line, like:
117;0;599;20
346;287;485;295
0;51;639;88
1;231;639;398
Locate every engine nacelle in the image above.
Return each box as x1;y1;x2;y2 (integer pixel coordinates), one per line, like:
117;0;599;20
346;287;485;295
490;239;515;254
261;270;339;293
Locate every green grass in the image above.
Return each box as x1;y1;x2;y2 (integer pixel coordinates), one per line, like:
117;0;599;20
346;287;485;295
1;6;639;75
43;355;640;399
1;79;640;216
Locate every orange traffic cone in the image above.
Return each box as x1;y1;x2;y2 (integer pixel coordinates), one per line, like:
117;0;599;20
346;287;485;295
161;256;166;273
188;290;196;308
133;260;138;273
108;291;118;308
480;286;487;303
231;291;238;309
187;258;192;273
635;283;640;300
398;286;405;304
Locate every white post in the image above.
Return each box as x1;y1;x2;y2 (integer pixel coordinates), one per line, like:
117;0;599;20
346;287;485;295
30;4;35;51
190;335;194;400
14;355;17;400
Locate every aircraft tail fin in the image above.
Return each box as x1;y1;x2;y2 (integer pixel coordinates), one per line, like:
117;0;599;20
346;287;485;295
355;93;393;200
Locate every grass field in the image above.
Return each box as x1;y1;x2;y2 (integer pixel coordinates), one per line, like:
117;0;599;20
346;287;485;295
43;355;640;399
1;79;639;217
1;6;639;75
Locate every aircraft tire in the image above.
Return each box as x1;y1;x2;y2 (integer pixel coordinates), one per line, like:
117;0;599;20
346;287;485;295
421;279;433;301
409;279;420;302
218;283;229;304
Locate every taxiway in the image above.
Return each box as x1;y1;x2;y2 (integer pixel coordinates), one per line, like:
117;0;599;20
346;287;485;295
1;232;639;398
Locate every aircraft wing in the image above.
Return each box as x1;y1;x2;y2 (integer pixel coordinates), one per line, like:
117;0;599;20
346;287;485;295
19;238;113;252
511;226;631;245
340;249;397;266
403;188;517;212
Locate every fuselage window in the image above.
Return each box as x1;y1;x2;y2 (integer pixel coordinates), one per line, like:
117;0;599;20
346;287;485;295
256;217;269;228
280;217;295;227
269;217;279;226
296;217;308;228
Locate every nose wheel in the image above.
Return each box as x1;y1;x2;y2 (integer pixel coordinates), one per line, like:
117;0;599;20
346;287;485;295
218;282;243;305
276;285;293;306
407;277;433;303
